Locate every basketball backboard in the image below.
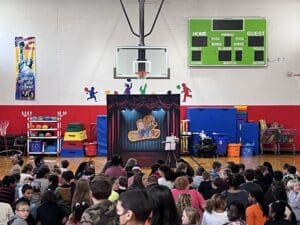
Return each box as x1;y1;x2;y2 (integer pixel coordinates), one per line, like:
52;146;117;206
114;46;170;79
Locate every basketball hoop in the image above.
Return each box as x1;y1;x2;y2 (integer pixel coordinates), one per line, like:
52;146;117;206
136;71;149;80
0;120;9;136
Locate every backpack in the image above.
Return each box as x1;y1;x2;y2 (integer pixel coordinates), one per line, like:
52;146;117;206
7;217;16;225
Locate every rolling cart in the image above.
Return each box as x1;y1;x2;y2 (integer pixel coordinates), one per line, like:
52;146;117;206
278;129;296;154
260;128;280;155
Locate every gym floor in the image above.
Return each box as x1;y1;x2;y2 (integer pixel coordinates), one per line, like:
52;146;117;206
1;154;299;179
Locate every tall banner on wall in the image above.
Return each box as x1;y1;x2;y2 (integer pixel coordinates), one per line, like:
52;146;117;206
15;37;36;100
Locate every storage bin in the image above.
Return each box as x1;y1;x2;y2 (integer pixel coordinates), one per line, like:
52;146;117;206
44;145;57;152
29;141;42;152
241;143;254;157
84;142;97;157
227;143;241;157
212;133;228;156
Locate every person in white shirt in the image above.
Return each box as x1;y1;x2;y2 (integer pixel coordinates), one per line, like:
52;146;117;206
193;166;205;189
60;160;70;173
20;164;34;184
201;193;229;225
0;202;14;225
158;165;175;189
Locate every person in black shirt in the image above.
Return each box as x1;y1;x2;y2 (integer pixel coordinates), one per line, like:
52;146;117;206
198;171;212;200
265;201;296;225
36;190;65;225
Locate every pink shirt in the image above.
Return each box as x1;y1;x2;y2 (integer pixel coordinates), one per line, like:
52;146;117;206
171;188;205;215
104;166;126;177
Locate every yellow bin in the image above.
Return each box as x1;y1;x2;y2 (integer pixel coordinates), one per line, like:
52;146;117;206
227;143;241;157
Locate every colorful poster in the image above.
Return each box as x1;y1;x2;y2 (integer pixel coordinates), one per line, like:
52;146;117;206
128;115;160;142
15;37;36;100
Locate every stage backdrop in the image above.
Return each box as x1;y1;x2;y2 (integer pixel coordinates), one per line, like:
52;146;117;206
107;94;180;165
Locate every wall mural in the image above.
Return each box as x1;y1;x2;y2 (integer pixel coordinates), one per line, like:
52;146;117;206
84;86;98;102
139;83;147;95
123;78;133;95
181;83;193;102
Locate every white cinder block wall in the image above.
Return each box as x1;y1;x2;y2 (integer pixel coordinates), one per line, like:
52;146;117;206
0;0;299;105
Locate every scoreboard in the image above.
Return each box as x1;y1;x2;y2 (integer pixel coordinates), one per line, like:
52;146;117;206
188;18;267;66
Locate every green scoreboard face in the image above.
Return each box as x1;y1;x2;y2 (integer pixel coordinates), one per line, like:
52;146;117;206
188;18;267;66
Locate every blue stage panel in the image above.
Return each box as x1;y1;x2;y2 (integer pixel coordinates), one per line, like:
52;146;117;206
187;107;237;143
236;112;247;141
97;115;107;156
239;122;260;155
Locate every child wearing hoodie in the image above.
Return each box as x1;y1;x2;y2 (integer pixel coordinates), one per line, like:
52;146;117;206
9;200;30;225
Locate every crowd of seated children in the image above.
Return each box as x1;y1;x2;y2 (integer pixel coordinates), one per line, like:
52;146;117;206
1;154;300;225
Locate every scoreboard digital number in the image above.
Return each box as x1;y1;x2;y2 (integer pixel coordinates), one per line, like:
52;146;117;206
188;18;267;66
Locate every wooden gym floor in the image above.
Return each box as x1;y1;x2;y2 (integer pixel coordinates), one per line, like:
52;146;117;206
1;154;299;179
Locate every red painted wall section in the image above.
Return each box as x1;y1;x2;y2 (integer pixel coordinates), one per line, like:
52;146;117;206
247;105;300;150
0;105;107;140
1;105;299;150
247;106;300;127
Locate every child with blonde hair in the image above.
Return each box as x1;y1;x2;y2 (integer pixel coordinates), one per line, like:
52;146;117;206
287;180;300;223
287;180;297;191
201;193;228;225
182;207;201;225
176;193;192;216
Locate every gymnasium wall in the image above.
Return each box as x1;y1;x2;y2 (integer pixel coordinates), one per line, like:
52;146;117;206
0;0;299;105
0;105;299;150
0;1;299;149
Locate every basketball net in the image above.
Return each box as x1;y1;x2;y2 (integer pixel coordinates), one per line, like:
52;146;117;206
0;120;9;136
136;71;148;85
136;71;148;79
294;74;300;90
